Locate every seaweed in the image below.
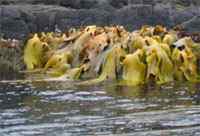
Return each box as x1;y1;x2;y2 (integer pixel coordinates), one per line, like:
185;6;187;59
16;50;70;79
22;25;200;86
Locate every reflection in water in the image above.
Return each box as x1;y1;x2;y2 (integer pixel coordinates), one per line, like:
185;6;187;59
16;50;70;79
0;81;200;135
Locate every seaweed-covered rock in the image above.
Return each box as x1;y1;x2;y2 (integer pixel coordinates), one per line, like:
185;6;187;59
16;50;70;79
0;39;24;79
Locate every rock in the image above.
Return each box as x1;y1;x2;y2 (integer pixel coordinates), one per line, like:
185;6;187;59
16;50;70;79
181;16;200;32
0;40;24;79
110;4;153;30
60;0;99;9
0;0;60;5
129;0;143;4
0;7;2;36
142;0;155;5
108;0;129;8
0;1;200;39
192;0;200;6
170;6;198;25
172;0;192;7
1;18;29;39
56;8;110;30
151;3;173;27
35;11;56;32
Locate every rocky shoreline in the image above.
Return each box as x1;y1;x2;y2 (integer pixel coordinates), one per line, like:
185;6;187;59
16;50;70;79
1;0;200;79
0;0;200;40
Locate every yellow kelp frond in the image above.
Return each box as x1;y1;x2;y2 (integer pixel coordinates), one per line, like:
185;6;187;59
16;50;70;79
40;32;67;49
72;28;96;66
80;46;126;85
139;25;154;37
65;67;83;80
46;63;70;77
152;36;162;43
190;43;200;58
100;46;126;80
24;34;48;70
131;34;147;50
146;48;159;80
146;44;174;84
159;43;171;57
22;25;200;85
153;25;167;36
122;49;146;85
44;51;72;71
163;33;178;45
144;36;158;45
172;47;197;81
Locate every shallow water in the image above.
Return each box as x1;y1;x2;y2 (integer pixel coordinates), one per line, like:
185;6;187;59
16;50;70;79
1;80;200;136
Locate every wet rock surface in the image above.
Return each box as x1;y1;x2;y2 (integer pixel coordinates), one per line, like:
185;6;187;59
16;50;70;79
0;0;200;39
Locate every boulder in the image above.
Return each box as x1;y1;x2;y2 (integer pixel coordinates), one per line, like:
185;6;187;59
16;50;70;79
181;16;200;32
0;1;200;39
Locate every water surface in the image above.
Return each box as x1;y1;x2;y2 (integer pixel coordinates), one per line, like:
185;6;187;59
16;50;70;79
1;80;200;136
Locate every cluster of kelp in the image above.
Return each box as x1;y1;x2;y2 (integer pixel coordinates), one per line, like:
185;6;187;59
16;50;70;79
23;25;200;85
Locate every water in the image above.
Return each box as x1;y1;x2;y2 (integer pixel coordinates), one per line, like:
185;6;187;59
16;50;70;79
1;80;200;136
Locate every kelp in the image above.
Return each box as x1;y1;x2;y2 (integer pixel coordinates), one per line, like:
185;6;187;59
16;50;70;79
23;25;200;86
172;38;198;81
146;43;174;84
122;49;146;85
80;45;126;85
24;34;48;70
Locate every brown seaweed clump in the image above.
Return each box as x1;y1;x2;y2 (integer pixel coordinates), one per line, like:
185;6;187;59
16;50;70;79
23;25;200;85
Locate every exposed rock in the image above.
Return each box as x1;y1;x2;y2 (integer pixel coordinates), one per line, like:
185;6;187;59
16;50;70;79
181;16;200;32
108;0;129;8
60;0;98;9
0;0;200;78
0;39;24;79
151;4;173;27
0;1;200;39
110;4;153;30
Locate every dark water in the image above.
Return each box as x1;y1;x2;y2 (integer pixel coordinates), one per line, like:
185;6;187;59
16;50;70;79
1;80;200;136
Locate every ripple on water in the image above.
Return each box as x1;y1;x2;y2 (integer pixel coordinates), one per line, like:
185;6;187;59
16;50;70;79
0;82;200;136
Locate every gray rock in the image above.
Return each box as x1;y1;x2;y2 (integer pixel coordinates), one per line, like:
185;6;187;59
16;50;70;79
0;41;24;79
0;0;60;5
142;0;155;5
108;0;129;8
110;4;153;30
1;6;21;19
2;19;29;39
151;3;173;27
170;6;198;25
0;1;200;39
129;0;143;4
181;16;200;32
0;7;2;36
60;0;99;9
172;0;192;7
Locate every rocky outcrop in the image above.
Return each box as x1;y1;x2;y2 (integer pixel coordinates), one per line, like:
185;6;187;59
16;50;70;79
0;0;200;79
0;0;200;39
0;40;24;79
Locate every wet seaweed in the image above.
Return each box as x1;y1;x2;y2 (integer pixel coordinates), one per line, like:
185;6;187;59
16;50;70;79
22;25;200;85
